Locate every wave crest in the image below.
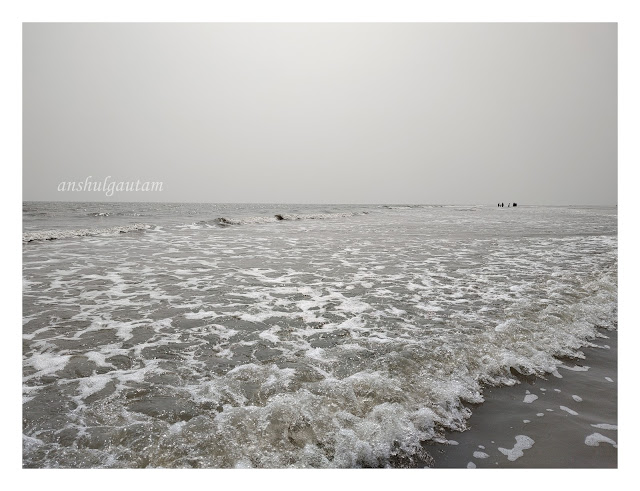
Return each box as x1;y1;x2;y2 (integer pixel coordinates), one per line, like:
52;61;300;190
184;211;369;229
23;223;150;243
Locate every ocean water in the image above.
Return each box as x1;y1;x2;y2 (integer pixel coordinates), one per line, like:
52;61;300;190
22;202;617;468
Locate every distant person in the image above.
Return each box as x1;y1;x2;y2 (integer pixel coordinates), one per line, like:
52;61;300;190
508;203;511;207
501;202;504;208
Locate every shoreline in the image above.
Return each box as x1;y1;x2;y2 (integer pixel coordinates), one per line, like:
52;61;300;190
424;328;618;468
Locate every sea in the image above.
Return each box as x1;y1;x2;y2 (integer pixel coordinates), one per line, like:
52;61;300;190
22;202;618;468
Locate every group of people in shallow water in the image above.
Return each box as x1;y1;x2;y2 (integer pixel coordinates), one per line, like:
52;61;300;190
498;202;517;207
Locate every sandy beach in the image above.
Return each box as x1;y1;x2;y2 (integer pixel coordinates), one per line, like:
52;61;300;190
426;328;617;468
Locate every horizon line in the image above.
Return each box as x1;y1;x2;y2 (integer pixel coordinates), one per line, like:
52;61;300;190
21;199;618;207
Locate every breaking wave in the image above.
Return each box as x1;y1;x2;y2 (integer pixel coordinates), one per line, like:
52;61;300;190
22;223;150;243
184;211;369;229
23;211;369;242
87;212;143;217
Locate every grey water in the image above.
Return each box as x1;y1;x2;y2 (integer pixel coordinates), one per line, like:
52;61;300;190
22;202;617;468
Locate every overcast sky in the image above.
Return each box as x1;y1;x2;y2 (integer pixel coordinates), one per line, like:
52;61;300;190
23;23;617;205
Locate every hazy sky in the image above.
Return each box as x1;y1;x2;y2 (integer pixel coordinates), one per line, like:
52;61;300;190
23;23;617;205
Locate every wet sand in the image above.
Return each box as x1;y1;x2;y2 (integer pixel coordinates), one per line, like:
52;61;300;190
426;329;618;468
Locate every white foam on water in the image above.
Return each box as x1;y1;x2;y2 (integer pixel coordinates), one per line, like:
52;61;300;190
239;311;291;323
27;352;72;377
523;420;530;423
591;424;617;430
467;462;476;468
559;406;578;415
23;435;45;451
207;324;239;340
386;307;407;316
217;347;234;359
334;295;371;315
498;435;535;461
235;459;254;469
76;373;112;400
23;277;41;290
184;310;220;320
304;347;334;363
523;394;538;404
22;327;51;340
493;320;512;332
84;351;113;368
473;451;489;459
584;433;617;448
559;364;590;372
536;413;544;417
168;421;186;435
259;326;282;344
572;395;583;402
22;206;618;468
605;377;614;382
